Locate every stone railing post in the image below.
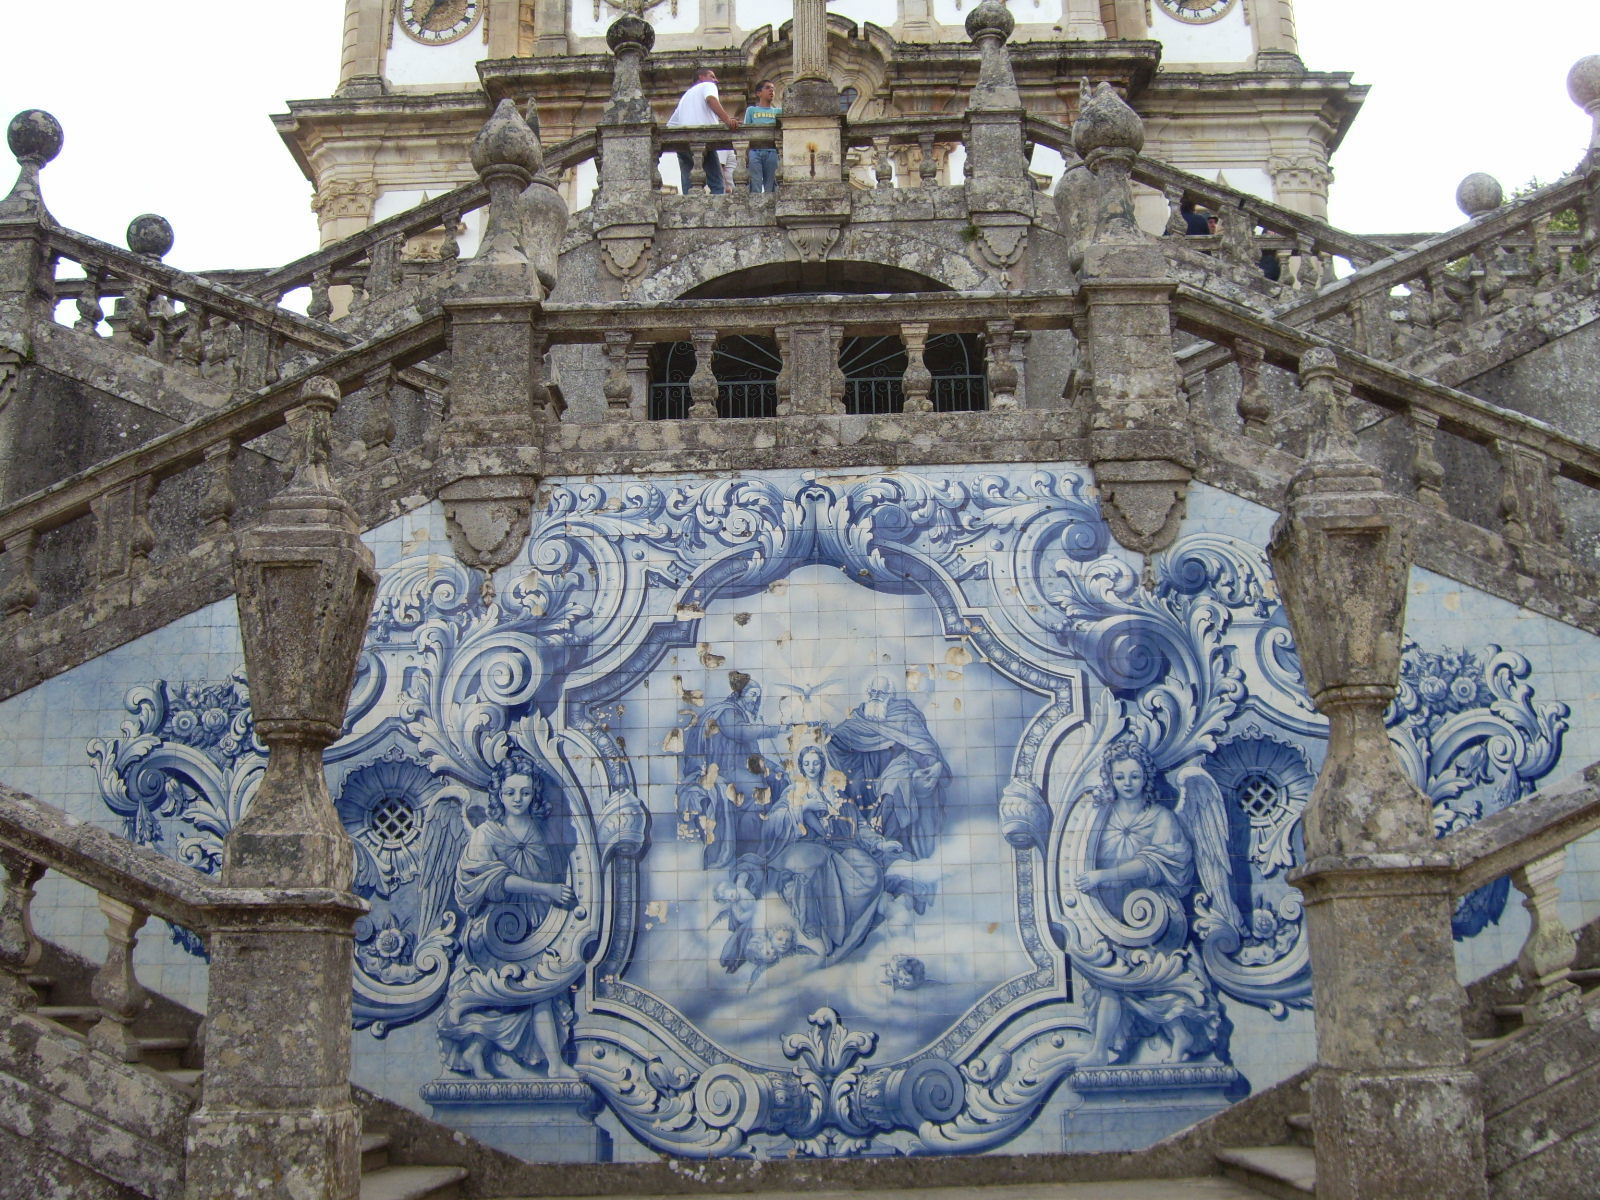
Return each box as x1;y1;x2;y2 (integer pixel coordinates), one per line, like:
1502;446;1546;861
776;0;848;255
439;101;569;574
1271;347;1486;1200
963;1;1032;287
1510;850;1582;1025
0;849;42;1012
900;322;932;413
184;375;377;1200
775;322;847;416
1073;83;1191;559
87;895;149;1062
0;111;59;493
688;328;719;419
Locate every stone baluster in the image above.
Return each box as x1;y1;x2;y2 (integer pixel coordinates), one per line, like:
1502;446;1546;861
731;135;750;190
827;325;848;414
87;895;150;1062
124;215;174;354
1271;346;1486;1200
75;265;105;334
1349;290;1391;360
439;210;462;263
900;322;932;413
186;374;375;1200
873;138;893;189
307;269;333;321
91;475;157;584
1293;237;1321;291
1234;338;1270;441
1497;437;1564;546
984;319;1018;410
362;364;397;458
176;304;209;370
688;328;719;419
774;326;794;415
1510;850;1582;1026
0;529;40;625
0;849;42;1012
199;440;238;537
603;330;634;414
1162;187;1186;237
1409;409;1447;512
471;99;539;268
688;139;709;193
1426;264;1460;328
918;134;938;187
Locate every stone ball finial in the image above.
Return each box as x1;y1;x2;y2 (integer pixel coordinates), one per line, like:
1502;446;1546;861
299;375;342;409
1568;55;1600;111
7;110;63;166
606;14;655;55
1073;82;1144;158
126;213;174;259
470;98;542;178
1455;172;1503;218
965;0;1015;44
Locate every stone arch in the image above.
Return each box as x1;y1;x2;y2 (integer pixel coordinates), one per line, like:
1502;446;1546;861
635;227;994;302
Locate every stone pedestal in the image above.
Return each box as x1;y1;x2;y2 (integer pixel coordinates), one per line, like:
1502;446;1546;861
419;1078;609;1163
1061;1063;1243;1153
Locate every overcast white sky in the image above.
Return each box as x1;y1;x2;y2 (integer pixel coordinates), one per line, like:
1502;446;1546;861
1;1;1594;273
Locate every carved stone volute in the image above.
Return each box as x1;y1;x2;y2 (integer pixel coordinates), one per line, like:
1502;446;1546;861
227;376;377;890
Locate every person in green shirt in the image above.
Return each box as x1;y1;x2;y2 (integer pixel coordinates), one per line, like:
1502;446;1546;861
743;80;781;193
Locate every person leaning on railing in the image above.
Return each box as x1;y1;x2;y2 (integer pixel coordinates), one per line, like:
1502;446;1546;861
666;67;742;195
744;80;782;194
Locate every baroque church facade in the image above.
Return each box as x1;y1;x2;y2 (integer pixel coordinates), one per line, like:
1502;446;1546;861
1;1;1600;1197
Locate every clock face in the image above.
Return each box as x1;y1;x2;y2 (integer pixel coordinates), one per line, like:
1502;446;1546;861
398;0;481;45
1155;0;1237;23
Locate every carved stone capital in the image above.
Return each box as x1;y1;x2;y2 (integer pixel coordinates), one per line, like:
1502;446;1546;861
309;178;377;220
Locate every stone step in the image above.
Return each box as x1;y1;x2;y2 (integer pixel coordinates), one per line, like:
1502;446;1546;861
501;1182;1283;1200
362;1131;393;1173
36;1003;102;1031
156;1066;203;1092
359;1164;468;1200
1286;1112;1314;1148
136;1035;191;1070
1216;1145;1317;1200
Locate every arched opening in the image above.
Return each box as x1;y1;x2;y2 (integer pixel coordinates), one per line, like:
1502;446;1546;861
649;262;989;418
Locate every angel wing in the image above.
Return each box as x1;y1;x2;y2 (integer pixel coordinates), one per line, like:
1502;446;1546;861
1173;757;1242;933
415;789;472;938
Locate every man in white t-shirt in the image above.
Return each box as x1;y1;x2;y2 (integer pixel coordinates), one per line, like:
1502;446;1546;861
666;68;741;195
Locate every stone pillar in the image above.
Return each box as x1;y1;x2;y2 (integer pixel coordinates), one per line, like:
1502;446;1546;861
185;376;376;1200
533;0;570;54
781;0;845;189
336;0;387;97
595;17;660;293
1108;0;1148;38
1570;57;1600;255
437;101;568;572
1270;349;1486;1200
775;323;846;416
486;0;521;58
1060;0;1107;40
0;110;60;331
963;2;1032;286
1252;0;1302;69
1072;84;1191;558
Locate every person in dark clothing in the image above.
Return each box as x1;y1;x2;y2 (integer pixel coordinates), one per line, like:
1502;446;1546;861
1179;199;1212;236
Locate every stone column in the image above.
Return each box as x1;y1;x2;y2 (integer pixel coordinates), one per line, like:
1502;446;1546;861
185;376;377;1200
486;0;522;58
781;0;845;191
1252;0;1302;69
336;0;387;97
1072;85;1192;558
1060;0;1107;40
1270;349;1486;1200
0;110;59;331
963;2;1032;286
534;0;570;54
595;17;661;293
1108;0;1148;38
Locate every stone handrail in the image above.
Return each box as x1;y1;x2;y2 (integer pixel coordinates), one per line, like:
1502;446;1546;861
0;778;363;1061
0;311;447;618
1444;767;1600;896
1024;116;1397;267
1176;172;1594;376
1442;766;1600;1029
240;129;600;303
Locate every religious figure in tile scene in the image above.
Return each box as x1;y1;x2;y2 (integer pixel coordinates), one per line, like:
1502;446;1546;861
680;671;788;868
433;750;580;1079
825;675;952;859
715;742;933;977
1073;737;1231;1066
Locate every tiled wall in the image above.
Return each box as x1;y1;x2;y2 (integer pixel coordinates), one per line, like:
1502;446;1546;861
2;465;1596;1163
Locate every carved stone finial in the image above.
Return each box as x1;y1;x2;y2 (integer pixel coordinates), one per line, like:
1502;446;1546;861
1569;54;1600;112
1073;82;1144;160
965;0;1015;44
0;110;61;219
6;110;62;167
282;375;341;497
606;14;655;54
603;16;655;125
1454;172;1503;219
471;98;543;180
125;213;174;259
